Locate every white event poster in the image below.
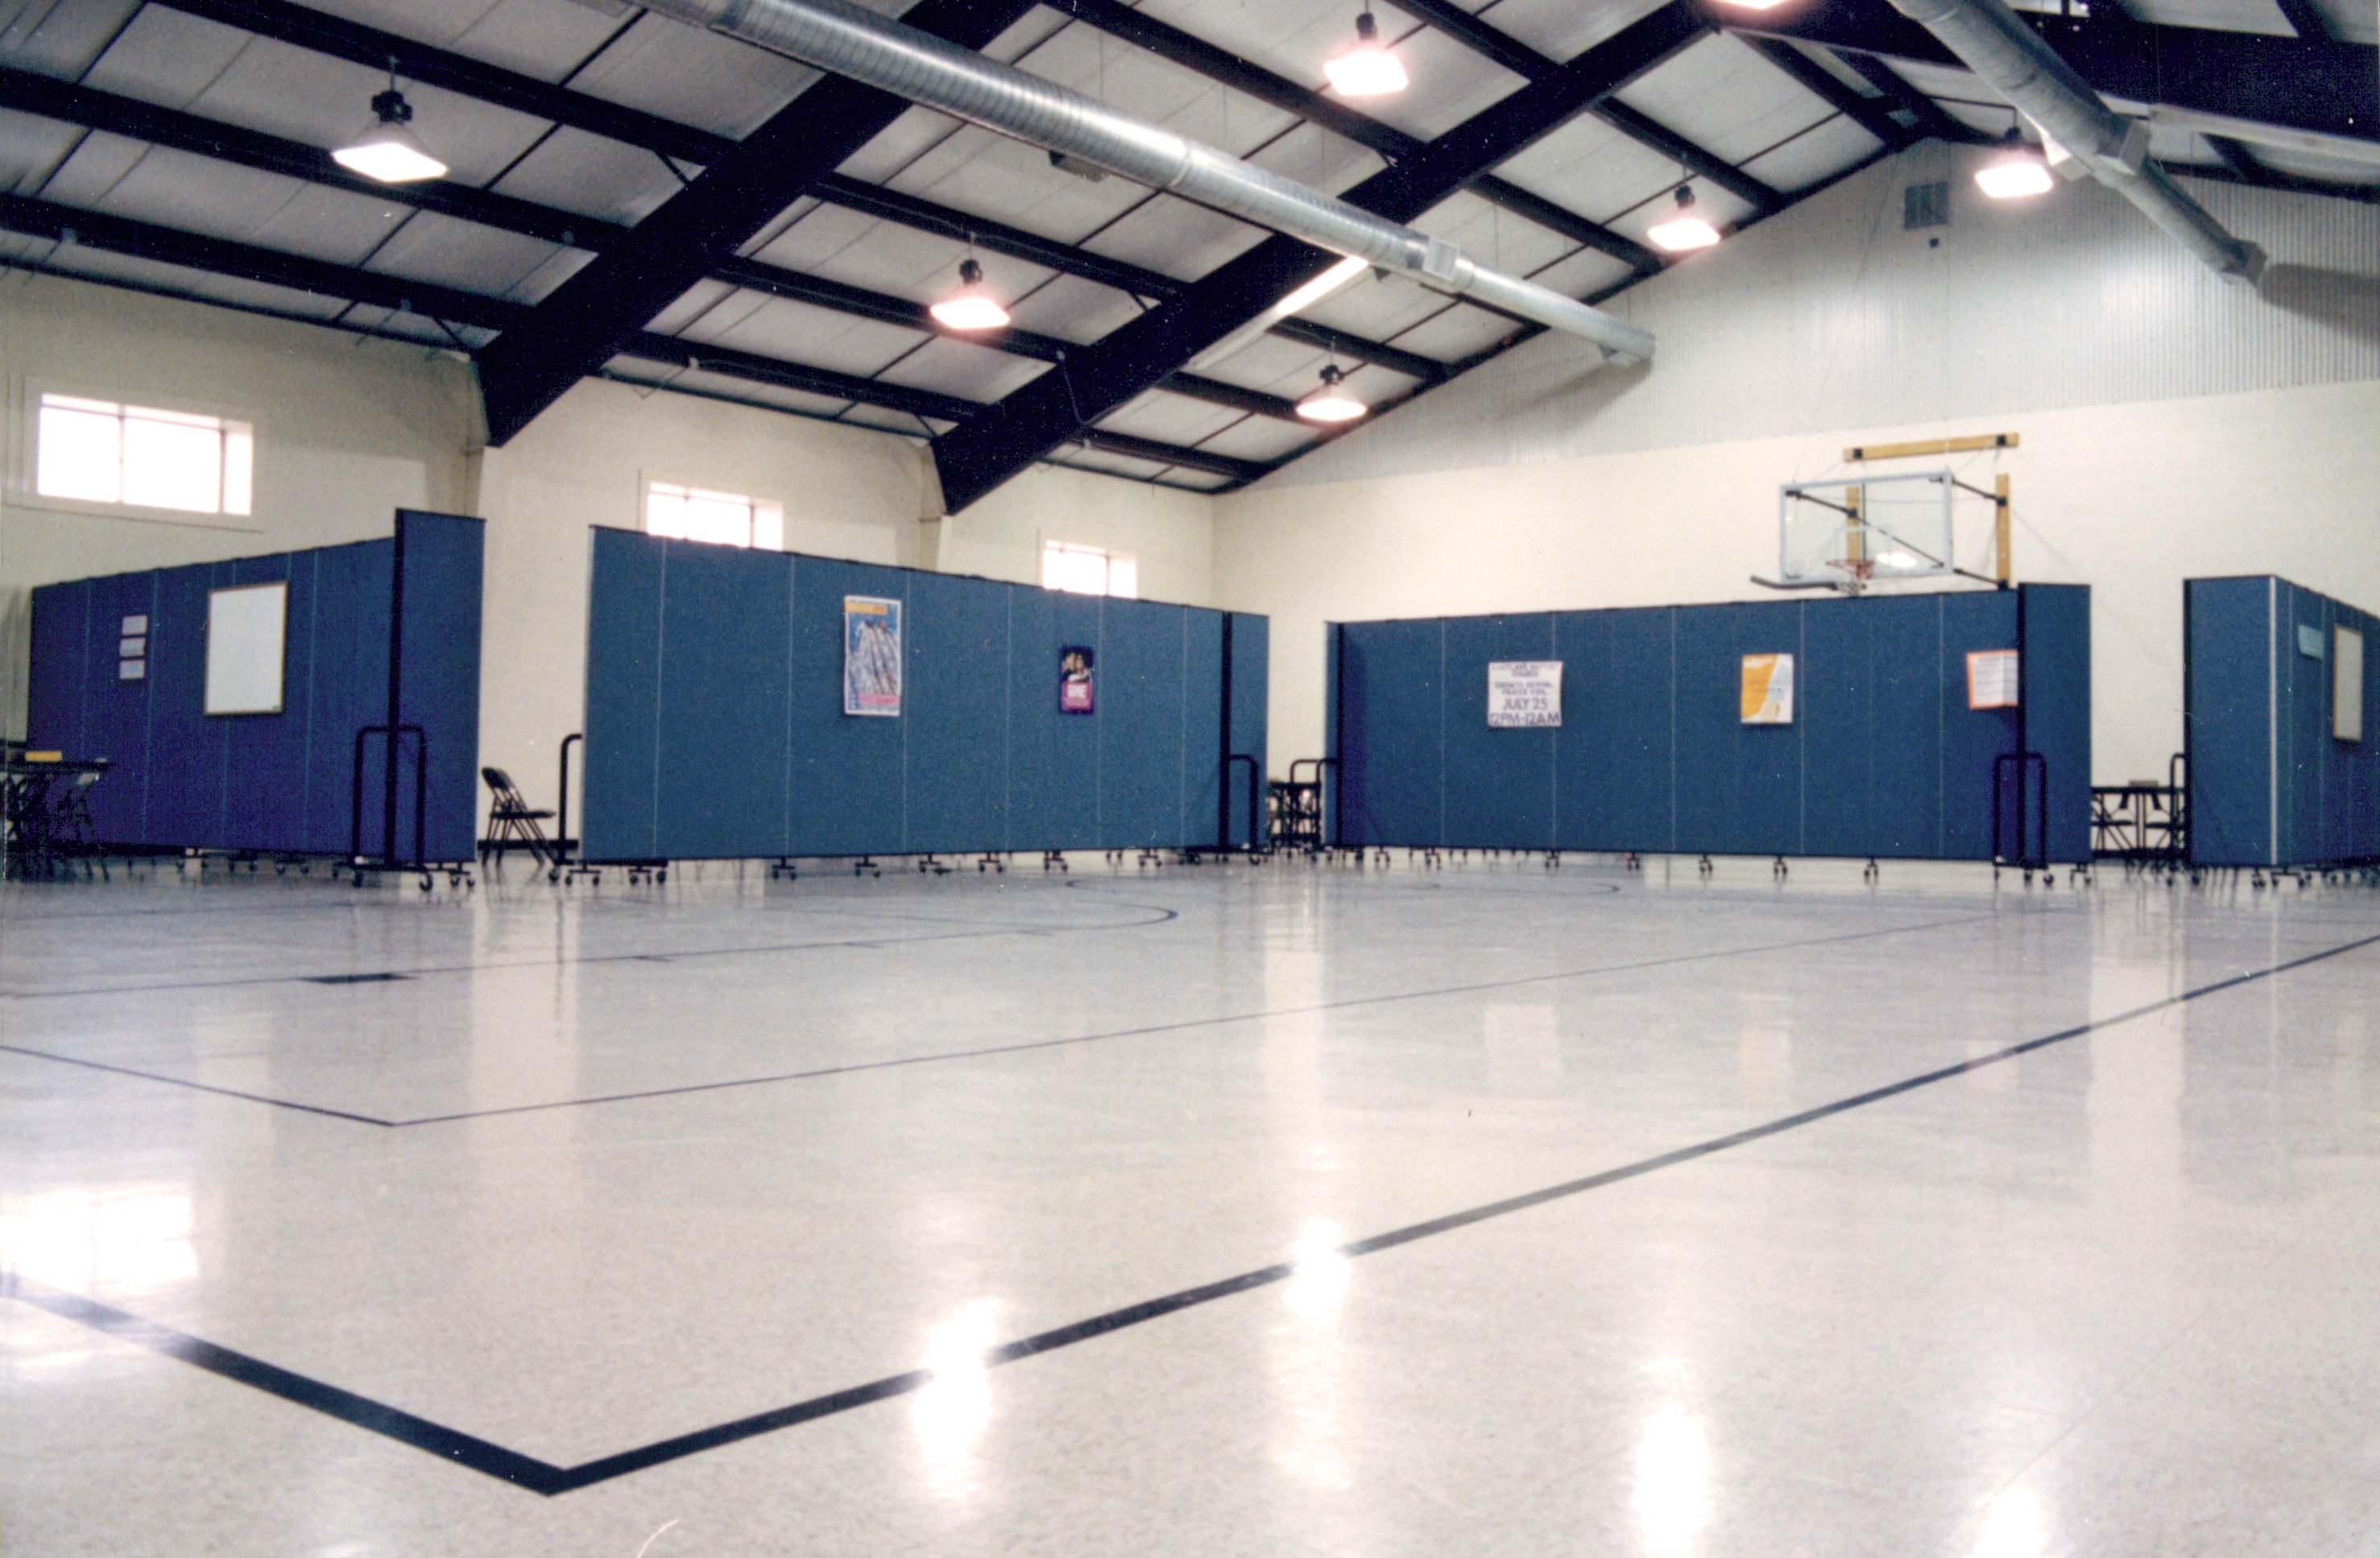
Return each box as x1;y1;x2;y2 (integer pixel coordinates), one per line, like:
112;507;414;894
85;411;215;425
1967;649;2020;710
1488;660;1563;728
1741;653;1794;725
2338;626;2365;743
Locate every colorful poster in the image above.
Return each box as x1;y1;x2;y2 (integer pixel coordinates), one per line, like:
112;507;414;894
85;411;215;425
1488;660;1563;728
842;595;902;717
1060;644;1095;714
1741;653;1794;725
1966;649;2020;710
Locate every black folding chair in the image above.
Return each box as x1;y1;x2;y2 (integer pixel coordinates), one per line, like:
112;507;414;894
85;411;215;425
482;767;557;869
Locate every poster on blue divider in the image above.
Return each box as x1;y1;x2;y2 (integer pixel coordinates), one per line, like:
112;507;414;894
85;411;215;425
1061;645;1095;714
843;595;902;717
1488;661;1562;727
1741;653;1794;725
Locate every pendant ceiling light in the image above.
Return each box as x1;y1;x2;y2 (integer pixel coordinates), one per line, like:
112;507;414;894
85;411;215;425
1297;364;1368;424
333;64;447;184
1647;185;1722;253
929;257;1011;331
1975;128;2055;199
1324;8;1408;97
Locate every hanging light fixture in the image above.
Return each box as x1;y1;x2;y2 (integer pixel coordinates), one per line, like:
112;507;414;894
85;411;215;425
1324;7;1408;97
1297;364;1367;424
1975;127;2055;200
929;257;1011;331
333;62;447;184
1648;185;1722;253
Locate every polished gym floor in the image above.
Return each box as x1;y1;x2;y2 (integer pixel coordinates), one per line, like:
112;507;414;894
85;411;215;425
3;854;2378;1556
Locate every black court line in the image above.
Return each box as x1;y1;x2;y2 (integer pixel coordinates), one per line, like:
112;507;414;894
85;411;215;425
389;911;2001;1125
0;903;1181;1003
0;911;1995;1127
12;927;2374;1496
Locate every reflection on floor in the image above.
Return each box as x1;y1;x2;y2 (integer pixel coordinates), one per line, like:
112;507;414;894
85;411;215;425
3;855;2378;1555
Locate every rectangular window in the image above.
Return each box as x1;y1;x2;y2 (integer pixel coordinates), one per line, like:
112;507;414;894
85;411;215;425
646;481;784;550
1042;540;1137;599
35;394;252;516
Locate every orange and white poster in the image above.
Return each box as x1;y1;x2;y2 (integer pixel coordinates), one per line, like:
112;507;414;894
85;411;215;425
1741;653;1794;725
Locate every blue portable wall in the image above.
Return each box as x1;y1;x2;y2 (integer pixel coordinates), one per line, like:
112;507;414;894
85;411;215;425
579;530;1265;862
23;510;483;860
2185;577;2379;869
1327;584;2089;862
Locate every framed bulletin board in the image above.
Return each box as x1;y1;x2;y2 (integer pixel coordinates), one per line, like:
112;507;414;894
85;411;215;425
204;581;288;716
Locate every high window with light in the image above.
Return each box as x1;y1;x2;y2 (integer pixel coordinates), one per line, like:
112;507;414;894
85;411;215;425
645;481;784;550
35;395;253;516
1041;540;1137;598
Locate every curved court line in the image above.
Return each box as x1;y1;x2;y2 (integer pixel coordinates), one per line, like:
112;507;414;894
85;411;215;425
10;928;2374;1495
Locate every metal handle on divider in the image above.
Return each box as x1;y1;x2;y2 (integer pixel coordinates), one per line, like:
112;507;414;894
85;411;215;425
558;733;583;862
350;724;428;869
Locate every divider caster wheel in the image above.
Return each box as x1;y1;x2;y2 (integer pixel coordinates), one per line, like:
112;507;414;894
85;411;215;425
1863;859;1879;884
1698;856;1713;878
1773;857;1789;880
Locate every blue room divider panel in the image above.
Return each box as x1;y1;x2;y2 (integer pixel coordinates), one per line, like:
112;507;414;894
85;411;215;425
2186;577;2379;869
579;531;1265;862
1326;585;2090;863
25;510;482;862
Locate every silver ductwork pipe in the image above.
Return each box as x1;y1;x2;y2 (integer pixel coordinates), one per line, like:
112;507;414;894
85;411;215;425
1886;0;2265;282
621;0;1658;362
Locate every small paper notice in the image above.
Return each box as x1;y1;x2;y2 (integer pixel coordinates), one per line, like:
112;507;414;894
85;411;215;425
1967;649;2020;710
1488;661;1563;728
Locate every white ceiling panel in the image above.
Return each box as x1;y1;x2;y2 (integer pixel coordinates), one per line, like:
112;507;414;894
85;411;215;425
1496;112;1690;224
562;13;818;140
1414;188;1581;275
507;244;594;304
837;104;970;186
0;105;85;193
1298;268;1469;342
22;125;144;206
334;0;627;81
1429;0;1675;68
1000;271;1147;343
2244;145;2380;186
685;292;925;378
0;0;142;77
139;39;556;189
751;205;1059;317
1385;300;1521;362
1194;329;1332;392
1053;444;1173;481
1095;388;1241;447
875;123;1161;249
1243;124;1385;201
839;403;953;436
646;277;739;337
1615;35;1832;169
1080;190;1268;282
875;334;1048;402
73;4;251;106
73;142;395;264
1517;245;1638;304
2078;0;2291;33
1743;112;1885;194
2306;0;2379;42
491;127;687;226
1193;414;1318;463
1128;0;1521;144
363;211;565;301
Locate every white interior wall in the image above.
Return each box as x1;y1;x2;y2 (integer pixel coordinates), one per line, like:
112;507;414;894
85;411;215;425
0;275;1215;831
1216;146;2380;789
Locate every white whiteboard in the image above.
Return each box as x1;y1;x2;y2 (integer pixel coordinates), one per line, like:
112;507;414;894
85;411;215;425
2339;626;2365;743
205;581;288;716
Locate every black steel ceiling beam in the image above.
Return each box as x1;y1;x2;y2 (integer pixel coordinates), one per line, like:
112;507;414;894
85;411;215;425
0;66;612;249
929;2;1703;513
1073;429;1273;482
475;0;1040;444
2270;0;2336;39
1363;0;1784;215
1836;52;1985;145
2204;135;2263;179
1738;36;1911;149
620;333;980;424
0;68;1320;422
1593;99;1783;210
150;0;728;167
130;0;1447;391
1267;318;1447;382
0;188;526;330
1711;0;2379;150
1157;373;1304;422
1044;0;1665;273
